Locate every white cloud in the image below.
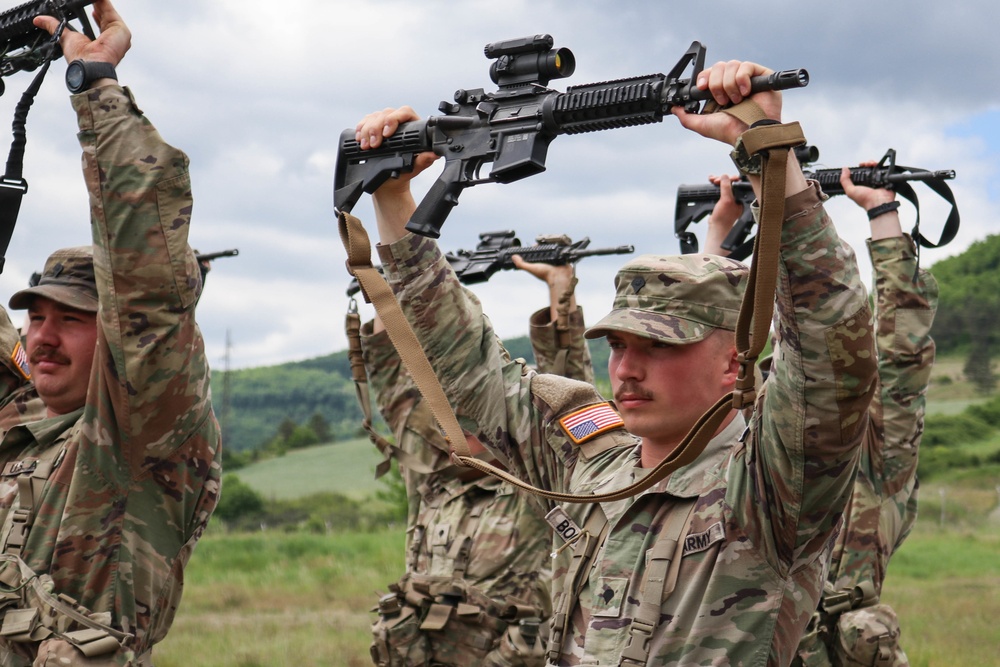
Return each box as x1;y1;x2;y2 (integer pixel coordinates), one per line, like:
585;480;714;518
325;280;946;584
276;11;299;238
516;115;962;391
0;0;994;369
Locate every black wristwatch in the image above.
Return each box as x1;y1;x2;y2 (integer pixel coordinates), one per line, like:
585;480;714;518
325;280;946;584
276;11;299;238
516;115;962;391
65;60;117;94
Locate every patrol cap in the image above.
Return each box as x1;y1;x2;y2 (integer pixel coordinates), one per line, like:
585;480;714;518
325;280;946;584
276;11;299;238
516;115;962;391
8;246;98;313
585;253;747;344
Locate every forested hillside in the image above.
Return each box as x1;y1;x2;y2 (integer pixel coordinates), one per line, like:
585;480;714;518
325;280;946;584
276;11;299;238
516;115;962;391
211;334;610;452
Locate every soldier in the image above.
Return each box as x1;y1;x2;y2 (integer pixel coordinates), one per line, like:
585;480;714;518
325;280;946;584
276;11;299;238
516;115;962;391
703;168;938;666
0;2;221;664
362;258;592;666
790;168;938;667
353;60;877;666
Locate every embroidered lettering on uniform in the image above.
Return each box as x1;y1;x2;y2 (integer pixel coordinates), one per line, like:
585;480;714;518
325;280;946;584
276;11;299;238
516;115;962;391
545;506;582;543
559;402;624;444
10;341;30;381
683;521;725;555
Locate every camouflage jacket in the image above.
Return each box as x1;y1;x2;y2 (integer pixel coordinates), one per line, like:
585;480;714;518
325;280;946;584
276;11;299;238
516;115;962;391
0;86;222;661
378;182;877;666
360;302;592;615
794;235;938;665
826;235;937;592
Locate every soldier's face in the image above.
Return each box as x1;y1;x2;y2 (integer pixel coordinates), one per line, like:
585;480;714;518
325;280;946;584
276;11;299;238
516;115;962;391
25;297;98;417
608;329;737;454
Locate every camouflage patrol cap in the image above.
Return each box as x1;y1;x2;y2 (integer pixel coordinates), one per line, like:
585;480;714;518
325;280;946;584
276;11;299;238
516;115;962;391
8;246;98;313
585;253;747;344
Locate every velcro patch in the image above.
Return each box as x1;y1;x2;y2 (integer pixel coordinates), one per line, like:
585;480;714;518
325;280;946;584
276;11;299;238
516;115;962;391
559;402;624;444
545;506;582;543
683;521;725;555
10;341;30;381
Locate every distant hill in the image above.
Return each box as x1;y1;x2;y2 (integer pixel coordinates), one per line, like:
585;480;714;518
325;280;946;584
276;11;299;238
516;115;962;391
235;437;385;500
212;335;610;452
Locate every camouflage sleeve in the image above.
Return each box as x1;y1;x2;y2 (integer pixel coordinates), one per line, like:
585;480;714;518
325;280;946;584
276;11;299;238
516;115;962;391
739;182;878;569
377;237;627;496
528;306;595;383
73;85;220;483
867;235;938;499
360;320;453;464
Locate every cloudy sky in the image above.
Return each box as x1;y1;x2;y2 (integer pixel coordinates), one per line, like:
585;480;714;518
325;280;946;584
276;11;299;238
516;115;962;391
0;0;995;370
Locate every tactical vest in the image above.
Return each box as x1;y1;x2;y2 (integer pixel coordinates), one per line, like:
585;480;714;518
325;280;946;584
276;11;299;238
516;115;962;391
546;497;697;667
371;476;547;667
0;444;148;666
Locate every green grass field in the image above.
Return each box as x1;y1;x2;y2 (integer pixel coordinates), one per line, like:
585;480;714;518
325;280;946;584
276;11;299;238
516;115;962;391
235;437;384;500
153;520;999;667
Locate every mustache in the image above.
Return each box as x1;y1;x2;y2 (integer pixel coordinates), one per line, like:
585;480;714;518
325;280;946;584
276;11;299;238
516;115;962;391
30;346;70;366
614;380;653;402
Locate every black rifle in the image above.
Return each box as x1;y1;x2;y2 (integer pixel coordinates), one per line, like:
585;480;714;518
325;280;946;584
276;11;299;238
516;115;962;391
0;0;95;90
195;248;240;263
347;231;633;297
334;36;808;239
26;248;240;288
674;147;959;260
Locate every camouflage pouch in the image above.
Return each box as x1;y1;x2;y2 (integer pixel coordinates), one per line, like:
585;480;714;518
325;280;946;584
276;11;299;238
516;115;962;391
482;618;547;667
370;593;430;667
833;604;907;667
34;637;141;666
418;578;507;665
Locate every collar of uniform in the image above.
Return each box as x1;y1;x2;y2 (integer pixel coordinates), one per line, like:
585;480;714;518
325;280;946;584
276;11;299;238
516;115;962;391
590;411;746;499
664;412;746;497
1;407;83;455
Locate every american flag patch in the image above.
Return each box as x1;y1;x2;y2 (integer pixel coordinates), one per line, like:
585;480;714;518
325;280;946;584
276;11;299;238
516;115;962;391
559;402;623;444
11;341;30;380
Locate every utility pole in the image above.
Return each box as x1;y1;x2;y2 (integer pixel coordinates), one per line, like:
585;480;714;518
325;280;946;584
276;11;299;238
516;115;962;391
221;328;232;449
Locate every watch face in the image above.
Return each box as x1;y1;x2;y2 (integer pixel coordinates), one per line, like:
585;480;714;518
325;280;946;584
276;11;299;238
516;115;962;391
66;62;86;92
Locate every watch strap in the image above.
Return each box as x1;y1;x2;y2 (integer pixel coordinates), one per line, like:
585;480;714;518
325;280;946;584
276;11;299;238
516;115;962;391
66;60;117;94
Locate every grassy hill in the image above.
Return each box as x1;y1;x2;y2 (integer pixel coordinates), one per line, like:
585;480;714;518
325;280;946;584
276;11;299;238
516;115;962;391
234;437;384;501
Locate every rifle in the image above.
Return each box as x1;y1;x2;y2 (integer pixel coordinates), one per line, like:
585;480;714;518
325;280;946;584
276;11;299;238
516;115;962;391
334;36;808;239
674;147;959;260
0;0;95;89
195;248;240;263
347;231;633;297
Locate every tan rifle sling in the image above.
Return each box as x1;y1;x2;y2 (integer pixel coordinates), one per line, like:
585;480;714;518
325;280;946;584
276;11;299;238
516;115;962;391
338;101;805;504
345;303;450;479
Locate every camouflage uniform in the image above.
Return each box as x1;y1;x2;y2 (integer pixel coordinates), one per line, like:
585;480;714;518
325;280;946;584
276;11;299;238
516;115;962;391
794;235;938;667
362;303;592;667
0;86;221;666
377;182;877;666
0;309;44;433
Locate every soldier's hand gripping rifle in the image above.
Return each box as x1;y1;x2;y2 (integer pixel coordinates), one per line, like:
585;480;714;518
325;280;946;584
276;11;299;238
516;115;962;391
334;36;808;239
0;0;95;90
346;231;633;297
446;230;633;284
674;147;959;260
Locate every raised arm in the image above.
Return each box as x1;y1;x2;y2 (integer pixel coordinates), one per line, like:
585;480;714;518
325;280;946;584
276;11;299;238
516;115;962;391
513;256;594;383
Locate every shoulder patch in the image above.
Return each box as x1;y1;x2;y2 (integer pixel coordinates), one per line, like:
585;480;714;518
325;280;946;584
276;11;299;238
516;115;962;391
10;341;30;380
559;402;624;444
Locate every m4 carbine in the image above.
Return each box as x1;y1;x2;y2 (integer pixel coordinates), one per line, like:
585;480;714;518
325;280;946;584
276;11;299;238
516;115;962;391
0;0;96;89
346;231;633;298
334;36;808;239
674;147;959;260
